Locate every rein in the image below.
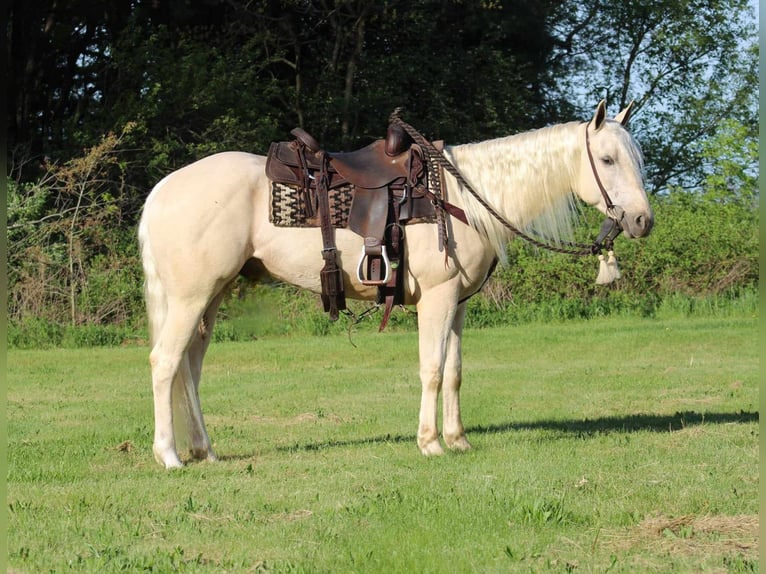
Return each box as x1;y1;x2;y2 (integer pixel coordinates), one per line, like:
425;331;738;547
389;109;623;257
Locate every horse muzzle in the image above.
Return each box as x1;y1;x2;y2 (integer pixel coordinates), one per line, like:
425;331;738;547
594;205;653;253
621;209;654;238
605;204;653;238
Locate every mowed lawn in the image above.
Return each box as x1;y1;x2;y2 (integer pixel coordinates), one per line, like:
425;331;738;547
7;316;759;573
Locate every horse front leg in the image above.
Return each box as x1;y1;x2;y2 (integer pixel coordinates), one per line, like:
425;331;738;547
415;286;460;456
442;301;471;451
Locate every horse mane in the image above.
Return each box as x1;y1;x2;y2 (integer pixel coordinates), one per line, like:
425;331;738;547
445;121;585;264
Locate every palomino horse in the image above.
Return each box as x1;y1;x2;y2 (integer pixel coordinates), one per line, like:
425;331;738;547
139;101;654;468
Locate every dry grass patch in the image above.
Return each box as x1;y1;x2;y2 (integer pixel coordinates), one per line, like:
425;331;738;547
606;513;758;559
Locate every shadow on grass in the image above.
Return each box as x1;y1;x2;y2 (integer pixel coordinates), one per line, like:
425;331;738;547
466;409;759;437
272;409;758;454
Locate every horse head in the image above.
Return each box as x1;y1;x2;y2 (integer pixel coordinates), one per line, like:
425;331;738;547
577;100;654;239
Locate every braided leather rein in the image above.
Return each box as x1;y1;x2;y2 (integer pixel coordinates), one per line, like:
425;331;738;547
389;109;622;256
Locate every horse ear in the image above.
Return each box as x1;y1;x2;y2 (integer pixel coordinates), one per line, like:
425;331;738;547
591;99;607;131
615;100;635;127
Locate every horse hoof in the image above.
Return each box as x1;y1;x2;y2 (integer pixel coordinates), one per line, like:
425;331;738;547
157;456;183;469
190;447;217;462
419;440;445;456
154;446;183;469
446;436;472;452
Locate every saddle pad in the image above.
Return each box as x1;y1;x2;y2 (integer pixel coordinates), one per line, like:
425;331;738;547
270;182;354;228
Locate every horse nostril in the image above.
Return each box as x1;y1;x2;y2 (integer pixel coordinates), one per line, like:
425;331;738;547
635;214;653;235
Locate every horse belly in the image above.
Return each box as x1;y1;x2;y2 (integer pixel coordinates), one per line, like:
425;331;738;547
250;225;379;300
251;222;492;306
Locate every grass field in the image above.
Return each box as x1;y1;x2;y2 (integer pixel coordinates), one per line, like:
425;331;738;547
7;315;759;573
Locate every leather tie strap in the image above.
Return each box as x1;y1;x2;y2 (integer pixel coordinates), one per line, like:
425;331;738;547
315;150;346;320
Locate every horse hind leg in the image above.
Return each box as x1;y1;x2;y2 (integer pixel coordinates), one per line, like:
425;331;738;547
177;291;227;461
172;352;216;462
149;299;211;469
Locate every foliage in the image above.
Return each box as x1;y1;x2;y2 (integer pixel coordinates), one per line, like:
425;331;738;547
7;136;759;347
470;114;759;326
8;1;561;191
7;127;146;331
548;0;759;194
500;197;757;297
11;0;757;191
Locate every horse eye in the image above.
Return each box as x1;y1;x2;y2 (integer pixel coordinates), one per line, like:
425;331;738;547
601;156;614;166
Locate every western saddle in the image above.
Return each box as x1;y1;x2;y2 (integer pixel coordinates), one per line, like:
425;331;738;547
266;118;466;330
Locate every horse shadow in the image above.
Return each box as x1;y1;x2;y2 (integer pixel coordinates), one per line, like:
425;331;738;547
466;409;758;437
265;409;759;455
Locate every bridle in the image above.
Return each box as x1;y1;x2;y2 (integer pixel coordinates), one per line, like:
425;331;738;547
584;123;625;251
389;110;625;257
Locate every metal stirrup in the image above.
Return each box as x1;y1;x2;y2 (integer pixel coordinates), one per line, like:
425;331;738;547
356;245;391;286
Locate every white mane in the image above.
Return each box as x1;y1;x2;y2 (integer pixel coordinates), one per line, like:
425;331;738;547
444;121;584;264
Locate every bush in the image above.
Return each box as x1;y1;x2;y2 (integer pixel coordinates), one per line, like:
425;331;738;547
8;318;65;349
485;190;758;314
61;325;137;348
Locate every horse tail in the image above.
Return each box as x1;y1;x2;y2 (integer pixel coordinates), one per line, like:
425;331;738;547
138;194;167;347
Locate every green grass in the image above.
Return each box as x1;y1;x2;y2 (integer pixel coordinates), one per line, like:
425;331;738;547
7;316;759;573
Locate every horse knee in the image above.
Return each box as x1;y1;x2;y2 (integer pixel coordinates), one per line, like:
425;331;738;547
419;366;443;391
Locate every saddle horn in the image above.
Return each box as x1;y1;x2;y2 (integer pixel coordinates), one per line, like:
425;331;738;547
290;128;321;153
385;123;412;157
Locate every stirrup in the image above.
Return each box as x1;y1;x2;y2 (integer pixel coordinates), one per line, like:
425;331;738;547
356;245;391;286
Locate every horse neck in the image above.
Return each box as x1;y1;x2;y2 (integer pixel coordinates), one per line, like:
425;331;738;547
445;121;583;262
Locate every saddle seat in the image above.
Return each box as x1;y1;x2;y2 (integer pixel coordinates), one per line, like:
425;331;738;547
290;125;414;189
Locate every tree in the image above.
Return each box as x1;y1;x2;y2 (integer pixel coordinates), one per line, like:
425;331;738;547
547;0;759;195
6;0;759;341
6;0;562;331
8;0;563;206
8;1;136;161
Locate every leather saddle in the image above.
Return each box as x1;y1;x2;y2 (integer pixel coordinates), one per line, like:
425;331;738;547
266;124;436;226
266;122;440;328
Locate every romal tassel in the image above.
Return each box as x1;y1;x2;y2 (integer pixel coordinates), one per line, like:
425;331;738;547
606;250;621;280
596;253;612;285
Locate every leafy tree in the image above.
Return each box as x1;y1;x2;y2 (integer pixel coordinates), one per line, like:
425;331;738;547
547;0;759;194
8;0;135;163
